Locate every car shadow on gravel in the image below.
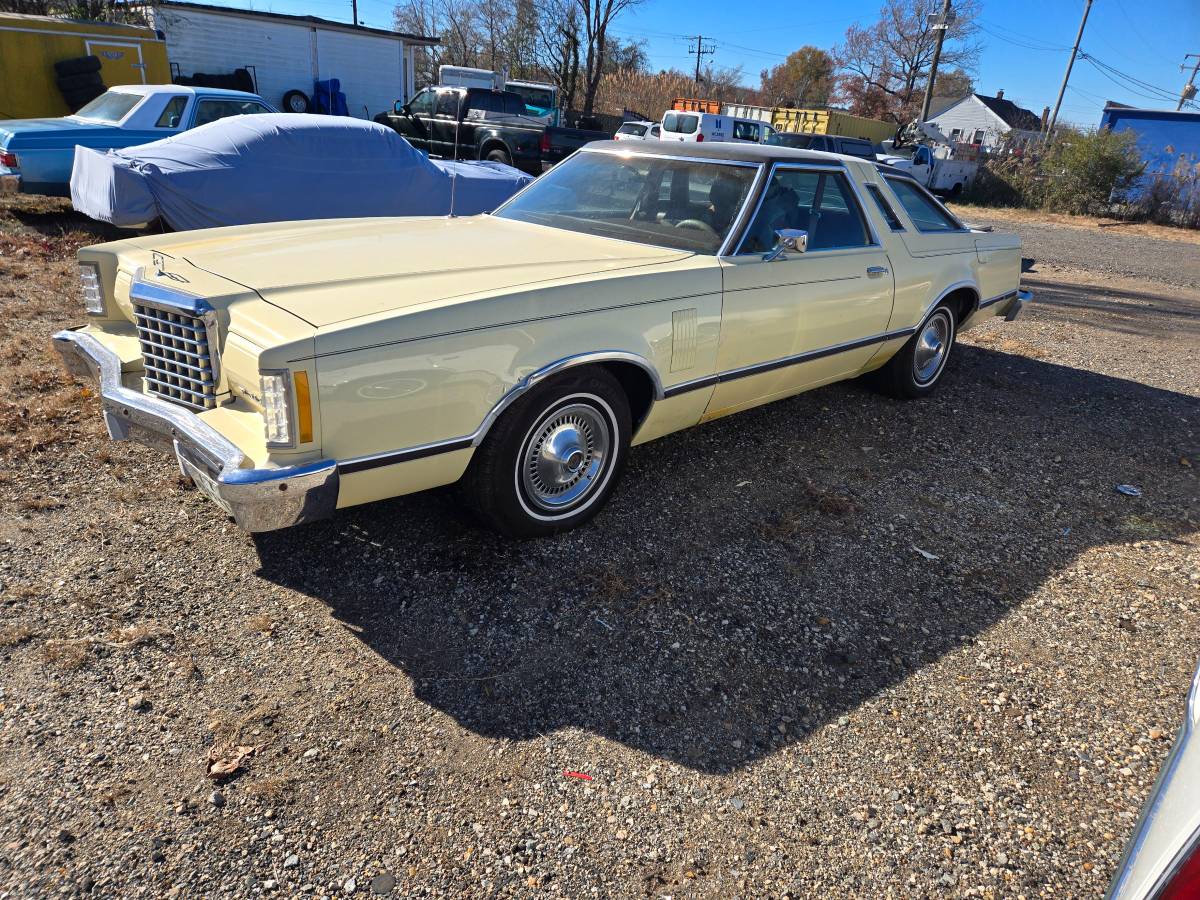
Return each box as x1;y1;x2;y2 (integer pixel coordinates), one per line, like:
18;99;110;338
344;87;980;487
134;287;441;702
253;345;1198;774
1025;276;1200;339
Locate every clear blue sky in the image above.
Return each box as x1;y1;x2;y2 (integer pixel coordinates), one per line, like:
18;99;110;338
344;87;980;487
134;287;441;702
196;0;1199;126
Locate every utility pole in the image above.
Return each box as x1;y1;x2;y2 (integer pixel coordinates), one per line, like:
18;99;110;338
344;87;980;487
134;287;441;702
1046;0;1093;133
919;0;954;123
686;36;715;93
351;0;359;25
1179;54;1200;111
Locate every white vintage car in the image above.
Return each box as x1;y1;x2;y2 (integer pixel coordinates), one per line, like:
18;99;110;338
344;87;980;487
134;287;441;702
54;141;1030;537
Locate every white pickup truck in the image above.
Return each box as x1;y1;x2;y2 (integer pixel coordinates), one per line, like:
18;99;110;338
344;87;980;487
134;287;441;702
878;121;979;197
878;143;978;197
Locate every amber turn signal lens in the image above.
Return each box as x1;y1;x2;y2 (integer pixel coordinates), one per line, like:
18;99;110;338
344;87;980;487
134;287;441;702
293;370;314;444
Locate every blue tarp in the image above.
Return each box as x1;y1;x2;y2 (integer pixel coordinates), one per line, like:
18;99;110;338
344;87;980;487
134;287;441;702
70;113;533;230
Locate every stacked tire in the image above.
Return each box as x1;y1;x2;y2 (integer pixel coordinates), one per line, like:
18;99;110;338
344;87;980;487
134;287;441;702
55;56;106;111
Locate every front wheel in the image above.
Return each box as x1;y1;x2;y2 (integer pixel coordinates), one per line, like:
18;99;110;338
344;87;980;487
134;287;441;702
871;303;957;398
462;368;631;538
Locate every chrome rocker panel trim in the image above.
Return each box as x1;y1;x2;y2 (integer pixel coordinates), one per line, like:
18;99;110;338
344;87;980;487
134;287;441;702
53;328;338;533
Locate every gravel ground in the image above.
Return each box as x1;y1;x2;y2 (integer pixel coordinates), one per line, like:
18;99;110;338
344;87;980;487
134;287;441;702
946;205;1200;292
1;198;1198;898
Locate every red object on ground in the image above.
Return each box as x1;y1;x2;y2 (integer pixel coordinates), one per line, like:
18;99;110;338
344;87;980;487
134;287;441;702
563;771;593;781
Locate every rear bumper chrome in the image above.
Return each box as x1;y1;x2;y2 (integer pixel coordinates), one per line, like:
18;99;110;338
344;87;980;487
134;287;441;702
52;327;339;532
0;173;20;194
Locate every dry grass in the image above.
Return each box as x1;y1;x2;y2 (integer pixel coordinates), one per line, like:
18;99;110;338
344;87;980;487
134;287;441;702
581;569;634;603
7;583;43;600
0;198;106;463
246;613;276;636
40;638;93;671
108;622;173;647
16;496;62;512
0;623;34;647
244;774;293;800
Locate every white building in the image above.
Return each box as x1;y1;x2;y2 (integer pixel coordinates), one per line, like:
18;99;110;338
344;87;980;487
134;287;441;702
927;91;1045;151
146;1;438;120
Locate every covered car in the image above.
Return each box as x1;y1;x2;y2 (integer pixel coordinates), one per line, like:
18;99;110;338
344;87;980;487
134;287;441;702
69;114;533;230
0;85;274;197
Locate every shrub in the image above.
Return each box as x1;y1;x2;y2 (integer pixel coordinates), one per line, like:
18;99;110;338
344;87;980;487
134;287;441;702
1039;126;1144;215
964;126;1146;218
1128;153;1200;229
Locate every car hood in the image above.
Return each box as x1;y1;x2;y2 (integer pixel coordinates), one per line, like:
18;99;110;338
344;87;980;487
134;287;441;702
0;117;113;147
141;215;693;327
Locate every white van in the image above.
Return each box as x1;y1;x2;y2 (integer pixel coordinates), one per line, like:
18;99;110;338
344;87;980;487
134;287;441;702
659;111;775;144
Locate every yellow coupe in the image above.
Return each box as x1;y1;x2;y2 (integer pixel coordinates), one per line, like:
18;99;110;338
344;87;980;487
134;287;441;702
54;141;1030;537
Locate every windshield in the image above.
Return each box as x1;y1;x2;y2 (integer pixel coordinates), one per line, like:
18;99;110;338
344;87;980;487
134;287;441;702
507;84;555;111
495;151;758;254
662;112;698;135
767;132;815;149
72;90;142;124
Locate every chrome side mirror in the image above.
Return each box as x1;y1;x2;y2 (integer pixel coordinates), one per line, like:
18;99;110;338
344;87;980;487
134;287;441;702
763;228;808;262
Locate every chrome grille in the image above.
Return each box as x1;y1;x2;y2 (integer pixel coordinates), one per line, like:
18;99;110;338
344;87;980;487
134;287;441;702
134;303;216;410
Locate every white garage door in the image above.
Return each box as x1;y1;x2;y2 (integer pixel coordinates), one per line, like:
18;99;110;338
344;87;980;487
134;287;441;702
314;29;404;120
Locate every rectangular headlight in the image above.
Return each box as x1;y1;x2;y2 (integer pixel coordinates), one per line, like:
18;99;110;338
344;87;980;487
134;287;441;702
79;261;103;315
260;371;292;447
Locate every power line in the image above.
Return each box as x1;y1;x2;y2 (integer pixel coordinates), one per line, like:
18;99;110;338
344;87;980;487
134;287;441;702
977;20;1070;53
1081;52;1179;102
685;35;716;90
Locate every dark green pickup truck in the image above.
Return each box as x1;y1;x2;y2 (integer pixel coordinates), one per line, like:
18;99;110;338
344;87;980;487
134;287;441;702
374;86;609;175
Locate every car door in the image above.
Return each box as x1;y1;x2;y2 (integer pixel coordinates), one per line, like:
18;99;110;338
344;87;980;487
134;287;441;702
431;89;471;159
908;145;933;185
392;89;434;154
707;163;895;418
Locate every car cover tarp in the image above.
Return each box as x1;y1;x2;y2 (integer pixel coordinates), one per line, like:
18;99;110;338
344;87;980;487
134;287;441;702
70;114;532;230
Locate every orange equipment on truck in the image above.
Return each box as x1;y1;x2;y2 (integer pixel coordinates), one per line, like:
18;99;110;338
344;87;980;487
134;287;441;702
671;97;720;114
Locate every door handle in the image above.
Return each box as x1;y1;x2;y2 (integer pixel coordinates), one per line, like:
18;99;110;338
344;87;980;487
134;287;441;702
866;266;889;277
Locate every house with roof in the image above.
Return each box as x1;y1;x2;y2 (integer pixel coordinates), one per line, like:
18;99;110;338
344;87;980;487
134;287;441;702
926;91;1046;151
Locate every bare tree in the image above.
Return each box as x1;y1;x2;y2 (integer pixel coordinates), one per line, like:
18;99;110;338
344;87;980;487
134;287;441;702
576;0;643;114
394;0;491;86
532;0;581;110
835;0;980;123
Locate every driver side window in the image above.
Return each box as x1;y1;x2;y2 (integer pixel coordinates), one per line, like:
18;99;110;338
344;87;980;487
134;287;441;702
407;90;434;117
739;168;871;254
154;96;188;128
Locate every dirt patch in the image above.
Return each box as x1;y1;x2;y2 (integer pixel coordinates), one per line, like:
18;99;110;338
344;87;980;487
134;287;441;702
0;199;1196;898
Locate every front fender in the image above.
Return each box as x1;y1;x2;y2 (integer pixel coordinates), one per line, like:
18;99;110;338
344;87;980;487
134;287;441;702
309;259;723;468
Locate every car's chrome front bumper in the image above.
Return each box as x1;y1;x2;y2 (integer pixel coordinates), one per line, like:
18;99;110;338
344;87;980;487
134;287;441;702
53;328;339;532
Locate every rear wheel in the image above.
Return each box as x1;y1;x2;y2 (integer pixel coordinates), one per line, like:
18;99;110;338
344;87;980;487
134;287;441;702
485;147;512;166
871;303;957;398
462;368;631;538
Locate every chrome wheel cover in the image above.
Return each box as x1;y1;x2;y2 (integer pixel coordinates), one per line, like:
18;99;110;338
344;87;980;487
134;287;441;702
913;310;952;385
519;402;612;514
